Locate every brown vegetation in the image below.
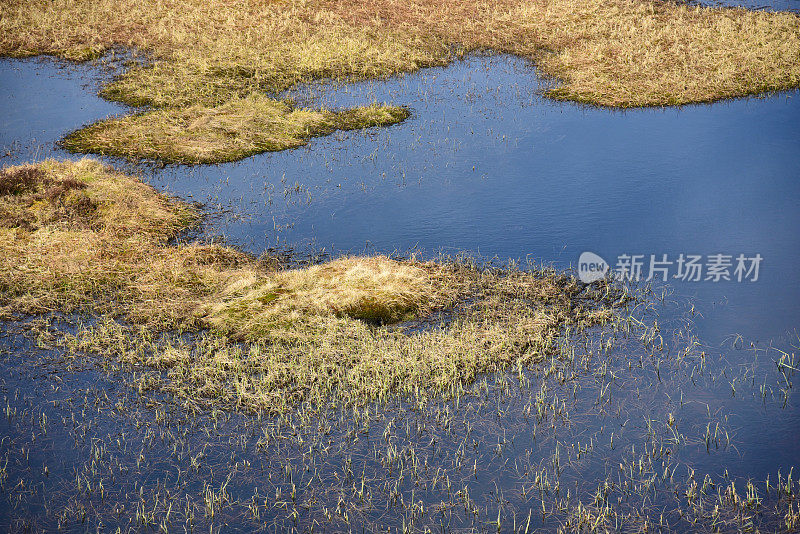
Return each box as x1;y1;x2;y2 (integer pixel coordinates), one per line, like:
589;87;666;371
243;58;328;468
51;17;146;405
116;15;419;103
62;97;409;164
1;0;798;108
2;159;619;411
2;0;798;162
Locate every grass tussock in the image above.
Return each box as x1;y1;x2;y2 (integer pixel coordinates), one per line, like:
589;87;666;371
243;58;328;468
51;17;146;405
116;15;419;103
69;266;616;413
3;159;621;412
62;96;409;164
205;256;452;338
0;159;245;324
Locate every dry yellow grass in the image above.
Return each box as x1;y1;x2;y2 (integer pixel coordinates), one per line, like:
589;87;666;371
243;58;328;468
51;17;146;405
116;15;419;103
3;159;619;411
68;265;616;412
205;256;449;337
1;0;798;108
1;0;797;162
62;96;409;163
0;159;251;325
0;159;448;328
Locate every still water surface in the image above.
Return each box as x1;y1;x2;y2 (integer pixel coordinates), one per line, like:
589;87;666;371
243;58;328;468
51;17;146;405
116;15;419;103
2;53;798;348
0;35;799;529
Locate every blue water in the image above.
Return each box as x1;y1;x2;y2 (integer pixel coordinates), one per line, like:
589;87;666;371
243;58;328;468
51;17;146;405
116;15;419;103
3;54;797;348
702;0;800;10
2;25;800;532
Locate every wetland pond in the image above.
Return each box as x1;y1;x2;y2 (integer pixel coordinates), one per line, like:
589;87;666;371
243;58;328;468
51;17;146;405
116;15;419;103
1;33;800;533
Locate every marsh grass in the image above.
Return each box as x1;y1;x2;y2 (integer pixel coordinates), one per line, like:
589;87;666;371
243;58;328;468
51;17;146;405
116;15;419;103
62;96;410;164
4;299;798;532
205;256;450;335
67;267;617;412
2;0;798;162
2;159;621;412
2;0;798;108
1;233;797;532
0;159;257;327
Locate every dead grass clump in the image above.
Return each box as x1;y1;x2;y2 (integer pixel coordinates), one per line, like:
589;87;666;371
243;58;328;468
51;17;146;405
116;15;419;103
67;264;617;412
5;160;622;412
0;160;195;235
62;96;410;164
0;164;98;230
205;256;462;339
0;166;45;195
0;159;221;322
0;159;461;331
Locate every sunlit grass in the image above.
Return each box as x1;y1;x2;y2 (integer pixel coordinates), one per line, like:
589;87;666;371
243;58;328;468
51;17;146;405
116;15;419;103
2;0;798;108
2;0;798;162
2;159;620;412
62;96;410;164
